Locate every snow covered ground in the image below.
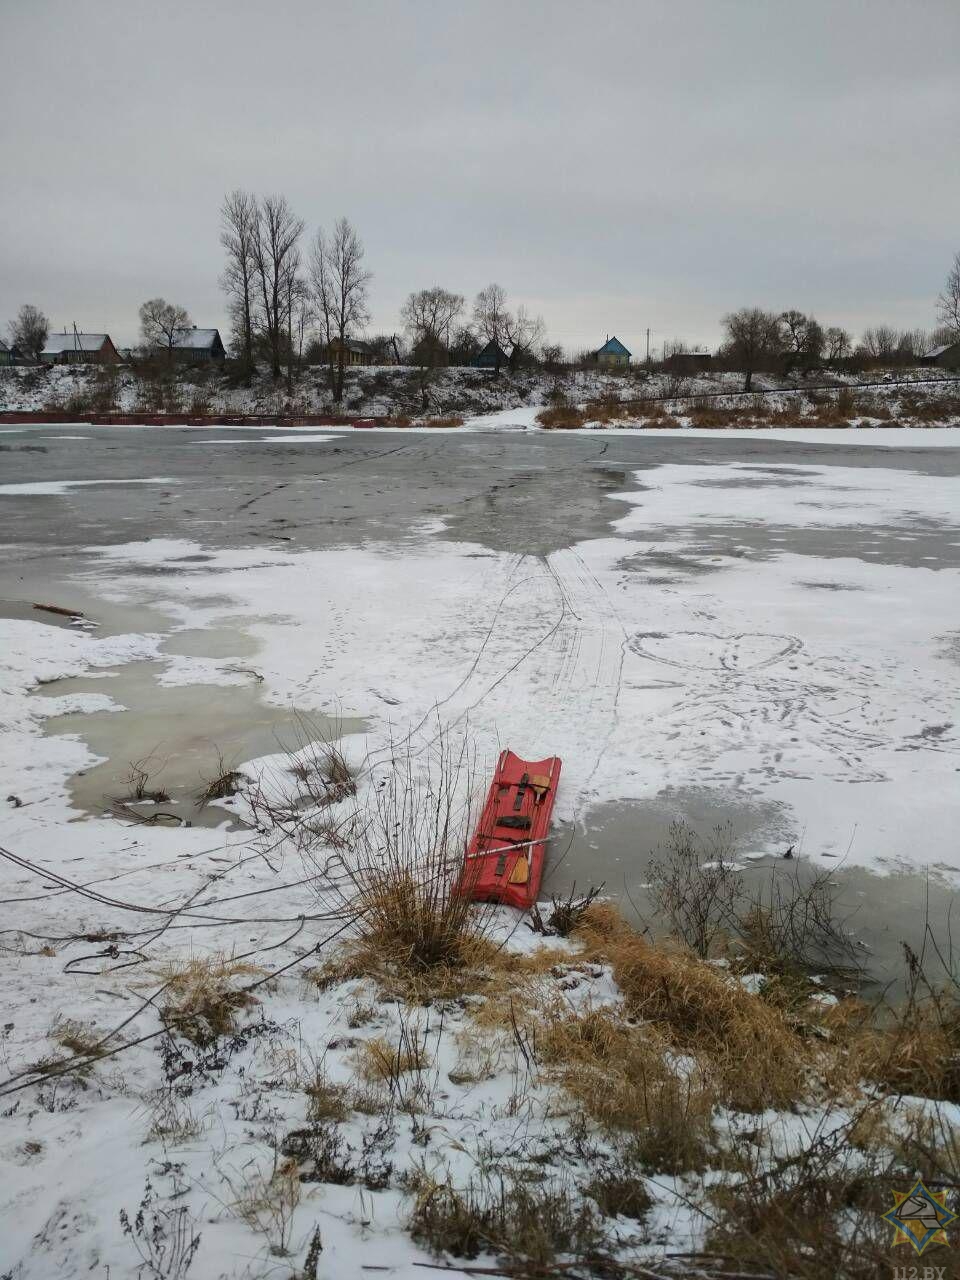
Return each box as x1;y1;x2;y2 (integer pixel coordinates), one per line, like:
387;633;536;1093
2;418;960;1277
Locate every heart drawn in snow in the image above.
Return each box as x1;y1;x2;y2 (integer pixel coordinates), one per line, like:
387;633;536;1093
629;631;803;673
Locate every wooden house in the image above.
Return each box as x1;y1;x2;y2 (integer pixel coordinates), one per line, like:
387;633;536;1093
41;332;122;365
592;336;631;368
329;338;376;367
665;351;712;373
919;341;960;370
471;340;510;370
161;327;226;363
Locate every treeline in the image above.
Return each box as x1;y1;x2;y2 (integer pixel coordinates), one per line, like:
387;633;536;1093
5;201;959;400
717;307;958;391
217;191;550;399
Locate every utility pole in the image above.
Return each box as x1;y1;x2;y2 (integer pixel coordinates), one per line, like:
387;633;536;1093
646;328;650;362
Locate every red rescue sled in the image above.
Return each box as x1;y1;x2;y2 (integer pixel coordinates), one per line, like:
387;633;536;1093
454;750;562;911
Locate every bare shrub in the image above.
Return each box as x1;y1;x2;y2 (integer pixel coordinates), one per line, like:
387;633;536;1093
123;753;170;804
706;1148;889;1279
529;884;605;937
144;1089;204;1145
647;820;741;958
732;864;860;985
120;1179;201;1279
317;737;502;999
195;751;244;808
221;1152;301;1257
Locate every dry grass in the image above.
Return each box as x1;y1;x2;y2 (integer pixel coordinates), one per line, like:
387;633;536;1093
147;955;264;1046
574;906;809;1111
536;403;587;429
407;1166;607;1274
420;414;464;428
223;1153;301;1258
354;1032;431;1083
537;1006;716;1172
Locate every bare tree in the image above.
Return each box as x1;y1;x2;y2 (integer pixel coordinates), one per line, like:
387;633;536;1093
858;325;898;364
139;297;191;360
472;283;511;371
779;310;824;371
720;308;782;391
937;251;960;338
251;195;304;379
8;304;48;360
310;217;371;402
448;324;480;366
505;305;545;372
824;326;852;364
400;287;464;368
897;329;930;362
284;272;312;388
219;190;259;374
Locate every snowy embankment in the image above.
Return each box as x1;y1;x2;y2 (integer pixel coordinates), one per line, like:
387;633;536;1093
3;359;959;423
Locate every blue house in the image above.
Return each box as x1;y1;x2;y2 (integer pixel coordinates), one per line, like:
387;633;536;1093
592;336;631;368
471;339;510;371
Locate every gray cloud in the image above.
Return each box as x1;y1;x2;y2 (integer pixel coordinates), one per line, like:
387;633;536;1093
2;0;958;353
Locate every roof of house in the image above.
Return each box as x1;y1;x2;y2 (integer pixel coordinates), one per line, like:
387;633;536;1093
333;337;374;355
476;339;509;357
596;336;631;357
924;342;960;359
0;339;9;353
42;332;112;354
169;327;223;350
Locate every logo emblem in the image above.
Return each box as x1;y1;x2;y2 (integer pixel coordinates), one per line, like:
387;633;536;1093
881;1180;957;1256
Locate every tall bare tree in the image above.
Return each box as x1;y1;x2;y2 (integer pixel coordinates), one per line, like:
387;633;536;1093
401;287;464;368
938;251;960;338
139;297;191;359
8;304;48;360
721;308;782;391
858;325;898;363
251;195;304;379
779;310;824;370
310;217;371;401
824;326;852;364
472;283;511;371
505;305;545;372
219;190;259;374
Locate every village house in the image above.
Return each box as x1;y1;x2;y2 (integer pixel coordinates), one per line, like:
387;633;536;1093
592;336;631;368
665;350;712;373
41;332;122;365
329;338;376;367
471;339;510;370
0;338;18;366
919;340;960;370
155;326;226;363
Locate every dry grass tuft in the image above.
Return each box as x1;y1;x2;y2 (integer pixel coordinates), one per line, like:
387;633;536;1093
574;906;809;1111
355;1032;431;1083
407;1167;606;1274
148;955;264;1046
420;414;464;428
537;1006;716;1172
537;403;587;429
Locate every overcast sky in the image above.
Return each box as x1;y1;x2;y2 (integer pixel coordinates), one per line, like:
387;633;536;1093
2;0;958;355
